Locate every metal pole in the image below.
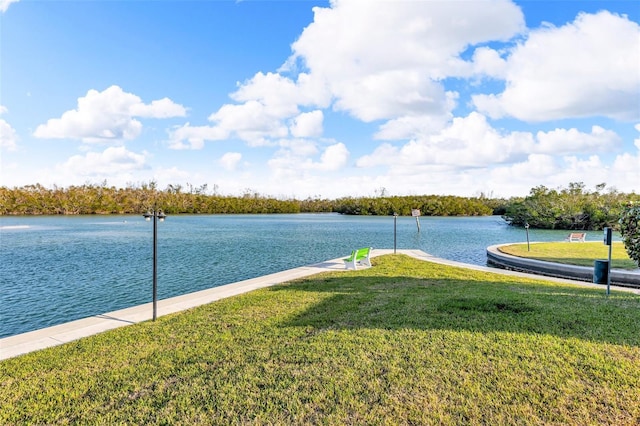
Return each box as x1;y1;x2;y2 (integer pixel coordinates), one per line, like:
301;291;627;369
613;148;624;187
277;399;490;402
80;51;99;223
393;213;398;254
152;211;158;321
525;223;530;252
606;239;612;296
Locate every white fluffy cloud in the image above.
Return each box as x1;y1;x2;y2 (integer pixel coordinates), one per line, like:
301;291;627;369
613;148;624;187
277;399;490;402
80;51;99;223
315;142;349;171
373;113;453;141
606;124;640;190
612;152;640;179
231;72;329;113
59;146;148;176
486;154;622;196
219;152;242;171
288;0;524;124
290;0;523;80
34;86;186;143
0;106;18;151
130;97;188;119
289;110;323;138
474;11;640;121
333;70;451;122
169;72;330;149
268;140;349;178
471;47;508;79
358;112;531;168
0;0;19;13
354;152;620;199
278;138;319;157
0;120;18;151
170;0;527;151
357;112;621;170
535;126;620;154
168;123;229;150
208;100;289;146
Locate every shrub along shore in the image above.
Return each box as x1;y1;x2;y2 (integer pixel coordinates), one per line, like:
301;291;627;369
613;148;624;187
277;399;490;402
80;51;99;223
1;255;638;424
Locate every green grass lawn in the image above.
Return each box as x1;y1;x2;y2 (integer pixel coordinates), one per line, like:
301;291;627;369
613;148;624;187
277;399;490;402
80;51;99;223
1;255;639;425
498;241;639;270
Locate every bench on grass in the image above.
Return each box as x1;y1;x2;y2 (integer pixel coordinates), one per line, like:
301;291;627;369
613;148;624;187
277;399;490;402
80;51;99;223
344;247;372;270
566;232;586;242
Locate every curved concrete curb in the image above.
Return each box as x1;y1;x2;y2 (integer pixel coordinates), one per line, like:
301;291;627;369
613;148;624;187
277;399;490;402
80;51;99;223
487;244;640;288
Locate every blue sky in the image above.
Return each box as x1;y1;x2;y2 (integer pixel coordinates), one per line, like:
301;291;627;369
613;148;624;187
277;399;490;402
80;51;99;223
1;0;638;198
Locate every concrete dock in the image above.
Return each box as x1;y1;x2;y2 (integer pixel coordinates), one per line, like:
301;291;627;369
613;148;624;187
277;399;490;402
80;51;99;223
2;249;638;361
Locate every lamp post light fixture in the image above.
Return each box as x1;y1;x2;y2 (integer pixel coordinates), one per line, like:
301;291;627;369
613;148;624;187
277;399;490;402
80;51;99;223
143;209;166;321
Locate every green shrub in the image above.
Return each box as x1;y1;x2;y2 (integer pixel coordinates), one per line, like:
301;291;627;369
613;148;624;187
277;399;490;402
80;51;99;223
502;182;638;230
619;203;640;267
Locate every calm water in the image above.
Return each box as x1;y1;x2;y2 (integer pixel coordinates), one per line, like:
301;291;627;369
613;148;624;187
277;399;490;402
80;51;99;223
0;214;589;338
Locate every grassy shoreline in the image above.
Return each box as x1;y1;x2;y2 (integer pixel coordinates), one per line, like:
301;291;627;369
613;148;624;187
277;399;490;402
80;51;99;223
1;254;639;424
498;241;638;270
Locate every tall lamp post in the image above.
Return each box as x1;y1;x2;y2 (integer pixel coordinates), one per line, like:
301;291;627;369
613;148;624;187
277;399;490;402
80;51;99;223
143;209;166;321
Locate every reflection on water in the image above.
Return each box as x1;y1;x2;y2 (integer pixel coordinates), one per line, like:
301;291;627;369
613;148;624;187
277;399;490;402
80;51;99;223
0;214;596;338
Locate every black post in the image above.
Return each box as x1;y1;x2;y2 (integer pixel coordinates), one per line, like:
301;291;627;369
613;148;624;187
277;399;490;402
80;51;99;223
393;213;398;254
144;209;166;321
607;240;612;296
604;227;612;296
152;212;158;321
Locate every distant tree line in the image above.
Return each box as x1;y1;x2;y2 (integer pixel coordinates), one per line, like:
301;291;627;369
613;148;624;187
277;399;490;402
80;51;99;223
501;182;640;231
0;183;306;215
331;195;496;216
2;182;638;232
0;182;501;217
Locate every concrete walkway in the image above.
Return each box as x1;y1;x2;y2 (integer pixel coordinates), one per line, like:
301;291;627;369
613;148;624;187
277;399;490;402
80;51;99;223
2;249;638;361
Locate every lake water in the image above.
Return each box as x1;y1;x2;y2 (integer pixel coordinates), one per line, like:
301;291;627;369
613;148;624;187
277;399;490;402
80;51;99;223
0;214;596;338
